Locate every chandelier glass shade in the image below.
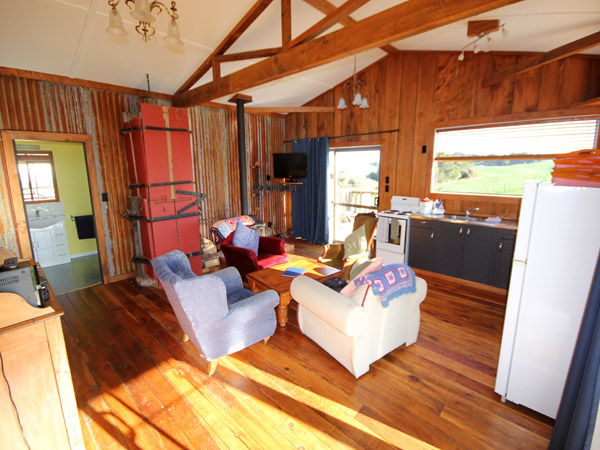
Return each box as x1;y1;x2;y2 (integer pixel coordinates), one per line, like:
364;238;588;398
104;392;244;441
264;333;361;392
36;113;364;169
337;55;369;110
106;0;183;47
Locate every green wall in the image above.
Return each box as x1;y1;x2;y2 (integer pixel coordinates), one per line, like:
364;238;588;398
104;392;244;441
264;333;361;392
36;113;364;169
17;140;97;257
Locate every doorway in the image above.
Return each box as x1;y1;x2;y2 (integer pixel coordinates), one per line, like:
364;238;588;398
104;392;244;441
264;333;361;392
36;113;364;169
16;140;102;293
1;130;109;288
328;145;380;242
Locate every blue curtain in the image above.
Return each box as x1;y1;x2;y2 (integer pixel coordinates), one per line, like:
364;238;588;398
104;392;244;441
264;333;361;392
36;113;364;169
291;137;329;245
549;253;600;450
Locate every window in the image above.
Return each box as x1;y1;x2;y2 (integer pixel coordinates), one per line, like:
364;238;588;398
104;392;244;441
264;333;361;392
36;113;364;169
17;151;60;203
432;118;599;196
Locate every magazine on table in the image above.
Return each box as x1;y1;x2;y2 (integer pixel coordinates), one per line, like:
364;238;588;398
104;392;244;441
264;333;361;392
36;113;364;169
281;267;306;277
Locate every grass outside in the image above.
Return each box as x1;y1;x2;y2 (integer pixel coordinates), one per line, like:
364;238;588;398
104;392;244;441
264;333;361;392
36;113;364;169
435;160;554;195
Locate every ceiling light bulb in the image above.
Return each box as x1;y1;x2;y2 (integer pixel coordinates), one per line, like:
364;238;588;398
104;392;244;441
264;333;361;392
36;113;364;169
353;92;362;106
337;97;347;110
106;6;128;36
130;0;155;24
473;44;481;54
360;97;369;109
458;51;465;61
164;18;183;46
502;26;509;37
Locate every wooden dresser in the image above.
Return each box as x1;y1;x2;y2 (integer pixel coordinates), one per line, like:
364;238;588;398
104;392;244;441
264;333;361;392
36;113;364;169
0;286;83;449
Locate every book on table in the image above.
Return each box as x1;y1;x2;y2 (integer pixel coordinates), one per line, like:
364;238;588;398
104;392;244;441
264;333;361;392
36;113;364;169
281;267;306;277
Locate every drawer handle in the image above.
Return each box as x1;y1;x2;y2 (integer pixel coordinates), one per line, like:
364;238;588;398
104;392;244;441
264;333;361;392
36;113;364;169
430;231;435;240
466;228;471;237
498;241;503;252
459;227;463;236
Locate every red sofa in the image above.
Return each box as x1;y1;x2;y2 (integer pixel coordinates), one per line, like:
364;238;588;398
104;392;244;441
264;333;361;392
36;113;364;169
220;228;288;281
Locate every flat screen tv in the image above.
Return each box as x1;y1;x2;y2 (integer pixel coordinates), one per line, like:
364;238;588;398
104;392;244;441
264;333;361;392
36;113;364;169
273;153;307;179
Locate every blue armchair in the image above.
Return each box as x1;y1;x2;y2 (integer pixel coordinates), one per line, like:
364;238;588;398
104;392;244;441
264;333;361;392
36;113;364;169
151;250;279;376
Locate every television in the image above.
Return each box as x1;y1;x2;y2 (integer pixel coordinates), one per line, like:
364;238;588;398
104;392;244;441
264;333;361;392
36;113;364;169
273;153;307;179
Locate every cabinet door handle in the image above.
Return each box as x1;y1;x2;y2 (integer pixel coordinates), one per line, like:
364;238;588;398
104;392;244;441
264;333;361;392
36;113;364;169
466;228;471;237
430;231;435;240
459;227;463;236
498;241;503;252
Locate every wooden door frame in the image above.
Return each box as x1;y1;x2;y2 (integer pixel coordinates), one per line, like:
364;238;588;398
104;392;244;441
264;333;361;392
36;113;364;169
1;130;110;284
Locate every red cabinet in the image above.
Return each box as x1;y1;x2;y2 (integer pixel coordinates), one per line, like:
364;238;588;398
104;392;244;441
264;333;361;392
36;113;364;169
123;104;202;278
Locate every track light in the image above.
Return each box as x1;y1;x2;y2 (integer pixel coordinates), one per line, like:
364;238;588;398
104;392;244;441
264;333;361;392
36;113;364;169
457;22;508;61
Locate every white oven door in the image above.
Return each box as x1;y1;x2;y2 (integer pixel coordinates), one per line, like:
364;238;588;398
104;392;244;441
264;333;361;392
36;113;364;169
376;216;407;254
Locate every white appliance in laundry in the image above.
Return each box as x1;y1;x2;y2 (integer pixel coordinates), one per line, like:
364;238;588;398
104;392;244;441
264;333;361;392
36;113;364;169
495;181;600;418
376;196;421;265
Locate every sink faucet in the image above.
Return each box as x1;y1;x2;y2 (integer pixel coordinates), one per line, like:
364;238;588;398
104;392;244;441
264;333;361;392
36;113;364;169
466;207;479;217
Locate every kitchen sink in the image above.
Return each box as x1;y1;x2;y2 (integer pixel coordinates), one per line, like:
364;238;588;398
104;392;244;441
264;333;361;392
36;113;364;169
28;214;66;229
448;215;484;222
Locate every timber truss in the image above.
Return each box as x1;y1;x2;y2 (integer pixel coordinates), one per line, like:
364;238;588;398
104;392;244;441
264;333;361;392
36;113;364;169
173;0;549;109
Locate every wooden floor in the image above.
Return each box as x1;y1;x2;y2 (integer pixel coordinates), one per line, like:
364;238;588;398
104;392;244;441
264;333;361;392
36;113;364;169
58;239;554;449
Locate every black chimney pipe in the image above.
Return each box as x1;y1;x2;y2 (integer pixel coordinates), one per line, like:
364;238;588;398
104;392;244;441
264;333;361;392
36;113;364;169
229;94;252;216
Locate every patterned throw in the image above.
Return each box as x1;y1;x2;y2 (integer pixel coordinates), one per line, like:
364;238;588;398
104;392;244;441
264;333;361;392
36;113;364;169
354;263;417;307
211;216;256;239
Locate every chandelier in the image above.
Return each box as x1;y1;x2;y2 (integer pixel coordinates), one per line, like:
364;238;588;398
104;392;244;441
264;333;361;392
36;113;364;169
106;0;183;47
337;55;369;110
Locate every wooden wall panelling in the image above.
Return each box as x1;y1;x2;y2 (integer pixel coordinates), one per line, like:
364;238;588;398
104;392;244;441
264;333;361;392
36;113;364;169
558;57;592;107
411;53;438;198
396;53;420;196
378;53;402;208
537;61;562;111
284;52;600;222
511;56;542;114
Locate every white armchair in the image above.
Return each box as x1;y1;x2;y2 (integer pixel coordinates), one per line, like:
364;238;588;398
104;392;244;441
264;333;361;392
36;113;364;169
290;275;427;378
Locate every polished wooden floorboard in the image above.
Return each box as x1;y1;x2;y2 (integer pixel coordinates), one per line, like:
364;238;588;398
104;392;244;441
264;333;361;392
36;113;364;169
58;241;554;449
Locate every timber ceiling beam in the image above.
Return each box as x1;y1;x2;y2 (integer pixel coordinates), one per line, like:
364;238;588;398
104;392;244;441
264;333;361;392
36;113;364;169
302;0;397;54
483;30;600;87
175;0;273;96
287;0;371;48
572;97;600;108
173;0;524;107
245;106;334;113
281;0;292;45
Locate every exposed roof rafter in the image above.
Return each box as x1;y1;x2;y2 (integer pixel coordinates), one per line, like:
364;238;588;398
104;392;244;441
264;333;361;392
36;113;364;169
483;30;600;87
175;0;273;96
287;0;371;49
302;0;397;54
174;0;524;107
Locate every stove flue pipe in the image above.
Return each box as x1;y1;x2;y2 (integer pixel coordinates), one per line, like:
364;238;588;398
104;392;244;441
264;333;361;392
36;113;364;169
229;94;253;216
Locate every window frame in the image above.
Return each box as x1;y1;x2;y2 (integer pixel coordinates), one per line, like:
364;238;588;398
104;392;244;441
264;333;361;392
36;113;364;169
17;150;61;204
431;115;600;197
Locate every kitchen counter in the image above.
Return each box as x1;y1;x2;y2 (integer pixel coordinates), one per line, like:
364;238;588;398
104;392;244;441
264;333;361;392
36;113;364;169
411;213;518;230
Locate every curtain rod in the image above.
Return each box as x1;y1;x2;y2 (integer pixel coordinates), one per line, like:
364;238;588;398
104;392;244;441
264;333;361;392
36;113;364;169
283;128;400;144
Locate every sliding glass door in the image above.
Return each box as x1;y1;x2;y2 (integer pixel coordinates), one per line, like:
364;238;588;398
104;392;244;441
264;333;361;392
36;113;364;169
328;146;380;243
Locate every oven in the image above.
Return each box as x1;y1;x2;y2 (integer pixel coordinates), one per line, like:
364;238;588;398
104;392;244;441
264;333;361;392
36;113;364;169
375;196;420;265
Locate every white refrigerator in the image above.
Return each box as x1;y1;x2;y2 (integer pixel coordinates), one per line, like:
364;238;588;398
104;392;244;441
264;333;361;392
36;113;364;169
495;181;600;418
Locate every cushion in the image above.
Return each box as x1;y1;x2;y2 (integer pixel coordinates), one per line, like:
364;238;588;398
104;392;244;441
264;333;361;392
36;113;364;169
217;221;233;239
340;257;384;298
232;225;260;255
343;224;367;259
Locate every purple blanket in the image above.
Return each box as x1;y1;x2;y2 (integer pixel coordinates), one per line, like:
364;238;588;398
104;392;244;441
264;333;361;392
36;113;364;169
354;263;417;307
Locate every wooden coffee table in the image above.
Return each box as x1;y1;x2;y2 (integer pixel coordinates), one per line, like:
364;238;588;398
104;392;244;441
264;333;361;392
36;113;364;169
247;254;340;327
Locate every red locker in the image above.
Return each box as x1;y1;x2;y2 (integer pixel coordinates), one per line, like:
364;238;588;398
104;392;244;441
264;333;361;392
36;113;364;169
122;104;203;281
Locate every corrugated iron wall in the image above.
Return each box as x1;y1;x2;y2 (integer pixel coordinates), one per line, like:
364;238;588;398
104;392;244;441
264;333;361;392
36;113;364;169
0;74;161;277
0;74;289;278
189;105;289;238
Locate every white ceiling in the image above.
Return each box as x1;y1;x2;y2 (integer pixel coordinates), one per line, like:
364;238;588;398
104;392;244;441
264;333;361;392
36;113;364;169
1;0;599;107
